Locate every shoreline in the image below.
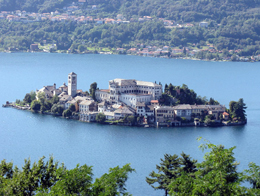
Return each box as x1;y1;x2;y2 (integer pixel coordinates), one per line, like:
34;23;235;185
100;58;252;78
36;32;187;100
0;50;257;63
2;103;247;128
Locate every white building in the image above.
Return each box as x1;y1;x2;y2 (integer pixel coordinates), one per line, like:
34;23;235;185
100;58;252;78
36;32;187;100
79;100;97;113
79;112;98;122
65;95;92;110
95;79;162;107
173;104;192;120
136;102;146;116
199;22;208;28
119;94;152;107
98;101;107;113
36;84;56;99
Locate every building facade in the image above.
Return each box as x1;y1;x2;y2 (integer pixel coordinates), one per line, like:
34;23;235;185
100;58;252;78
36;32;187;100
95;79;162;107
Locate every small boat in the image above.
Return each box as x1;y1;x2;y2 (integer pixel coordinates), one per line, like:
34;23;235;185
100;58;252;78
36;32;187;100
144;125;149;128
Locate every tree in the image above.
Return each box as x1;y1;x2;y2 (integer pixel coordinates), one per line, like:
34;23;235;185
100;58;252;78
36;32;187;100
30;91;36;102
40;101;53;112
229;99;247;121
23;93;32;104
68;104;76;112
63;109;72;118
49;164;93;195
147;152;197;196
127;115;135;124
168;139;245;196
96;113;106;123
37;92;45;104
0;157;134;196
146;154;181;196
208;97;219;105
89;82;98;101
51;104;64;115
78;45;85;53
244;162;260;189
51;95;59;104
0;156;65;195
92;164;135;196
31;100;41;111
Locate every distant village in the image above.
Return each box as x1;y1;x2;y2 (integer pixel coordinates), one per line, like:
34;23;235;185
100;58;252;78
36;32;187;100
1;0;258;61
0;1;190;27
3;72;246;127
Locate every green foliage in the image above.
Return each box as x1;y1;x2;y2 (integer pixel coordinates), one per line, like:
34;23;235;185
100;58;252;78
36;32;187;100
1;0;260;56
49;164;93;195
146;138;260;195
63;109;72;118
30;91;36;101
244;162;260;189
51;95;59;104
204;118;215;126
37;92;45;104
0;156;65;195
146;153;197;196
229;98;247;121
51;104;64;115
164;83;216;105
78;45;86;53
89;82;97;101
159;93;176;106
23;93;32;104
168;139;246;195
126;115;135;124
0;156;134;196
31;100;41;111
0;0;74;13
96;113;106;123
92;164;135;196
15;99;23;105
68;104;76;112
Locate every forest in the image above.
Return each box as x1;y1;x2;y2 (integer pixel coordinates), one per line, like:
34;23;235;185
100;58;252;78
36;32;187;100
1;0;260;57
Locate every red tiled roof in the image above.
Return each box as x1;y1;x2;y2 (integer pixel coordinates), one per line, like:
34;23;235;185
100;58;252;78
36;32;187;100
223;112;229;116
151;100;159;103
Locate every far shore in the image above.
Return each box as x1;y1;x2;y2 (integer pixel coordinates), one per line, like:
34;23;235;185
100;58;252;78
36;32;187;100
0;50;256;63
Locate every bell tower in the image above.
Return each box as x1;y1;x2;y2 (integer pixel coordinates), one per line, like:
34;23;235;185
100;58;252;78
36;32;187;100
68;72;77;97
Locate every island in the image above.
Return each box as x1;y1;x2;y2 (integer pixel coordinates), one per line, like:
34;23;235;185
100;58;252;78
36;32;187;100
3;72;247;127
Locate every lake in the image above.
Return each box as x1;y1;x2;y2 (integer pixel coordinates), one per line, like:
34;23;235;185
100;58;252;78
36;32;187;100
0;53;259;195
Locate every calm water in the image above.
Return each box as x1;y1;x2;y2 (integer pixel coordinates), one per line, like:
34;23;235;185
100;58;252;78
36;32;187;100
0;53;260;195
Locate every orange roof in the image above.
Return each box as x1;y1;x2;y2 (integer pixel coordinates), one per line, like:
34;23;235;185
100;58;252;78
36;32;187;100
99;89;109;92
223;112;229;116
151;100;159;103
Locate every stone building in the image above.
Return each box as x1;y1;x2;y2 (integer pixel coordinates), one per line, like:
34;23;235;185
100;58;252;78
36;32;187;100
68;72;77;97
95;79;162;107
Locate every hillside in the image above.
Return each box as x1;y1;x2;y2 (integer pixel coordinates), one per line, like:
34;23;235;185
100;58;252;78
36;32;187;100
1;0;260;60
1;0;260;20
